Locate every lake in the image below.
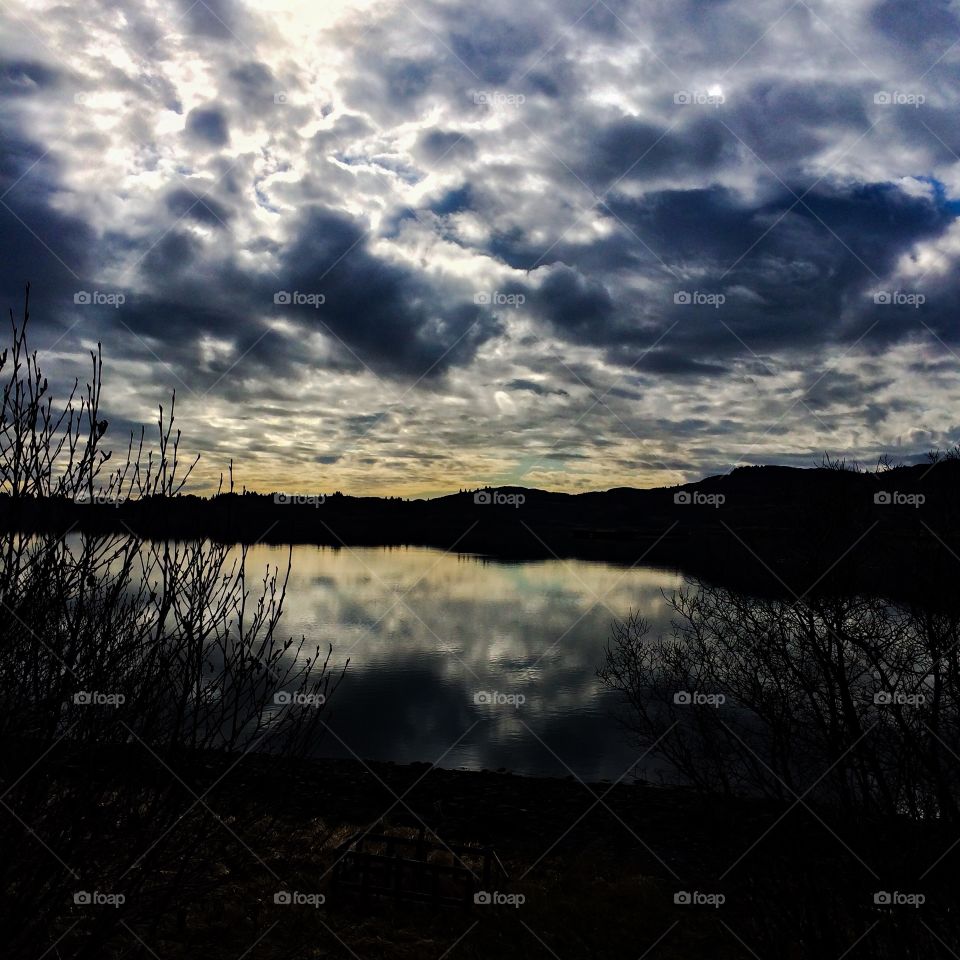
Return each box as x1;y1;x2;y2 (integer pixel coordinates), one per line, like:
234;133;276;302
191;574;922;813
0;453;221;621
253;544;688;781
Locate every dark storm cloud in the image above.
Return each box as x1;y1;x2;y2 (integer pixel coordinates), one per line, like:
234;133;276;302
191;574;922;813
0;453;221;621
416;130;476;165
725;79;869;166
534;180;959;360
138;231;200;278
887;106;960;166
1;61;60;95
575;115;733;189
448;18;544;84
81;200;502;389
185;106;230;146
870;0;960;47
225;61;282;114
276;208;502;377
340;56;437;123
607;186;760;262
519;264;617;344
0;131;95;324
800;369;891;411
229;61;275;94
628;351;730;378
504;379;569;397
164;188;233;227
428;184;473;216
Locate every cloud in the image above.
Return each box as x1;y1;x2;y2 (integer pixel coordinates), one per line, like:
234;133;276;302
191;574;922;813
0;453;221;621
185;106;230;145
1;60;60;96
504;378;569;396
416;130;476;165
275;207;503;378
176;0;244;39
0;130;95;327
1;0;959;495
164;187;233;226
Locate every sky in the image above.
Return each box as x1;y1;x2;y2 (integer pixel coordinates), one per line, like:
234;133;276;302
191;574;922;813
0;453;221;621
1;0;959;498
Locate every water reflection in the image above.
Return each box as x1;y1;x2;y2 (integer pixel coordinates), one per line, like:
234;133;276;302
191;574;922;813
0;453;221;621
249;544;684;780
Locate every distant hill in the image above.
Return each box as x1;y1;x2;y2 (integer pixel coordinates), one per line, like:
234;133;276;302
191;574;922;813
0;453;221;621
3;461;959;599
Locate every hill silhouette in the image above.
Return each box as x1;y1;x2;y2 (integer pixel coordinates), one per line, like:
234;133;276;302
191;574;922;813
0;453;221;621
4;460;959;599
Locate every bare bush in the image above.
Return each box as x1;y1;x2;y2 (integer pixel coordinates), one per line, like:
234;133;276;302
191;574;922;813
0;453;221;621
599;583;960;822
0;286;346;957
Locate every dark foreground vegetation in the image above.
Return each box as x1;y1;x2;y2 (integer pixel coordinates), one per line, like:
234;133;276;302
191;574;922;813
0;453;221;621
0;290;345;957
5;745;958;960
1;286;958;958
601;584;960;820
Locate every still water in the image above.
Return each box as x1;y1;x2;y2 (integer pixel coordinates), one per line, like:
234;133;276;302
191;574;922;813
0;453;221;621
252;544;688;781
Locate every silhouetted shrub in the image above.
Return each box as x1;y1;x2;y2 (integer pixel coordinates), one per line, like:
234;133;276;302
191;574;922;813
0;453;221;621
0;287;345;957
600;583;960;821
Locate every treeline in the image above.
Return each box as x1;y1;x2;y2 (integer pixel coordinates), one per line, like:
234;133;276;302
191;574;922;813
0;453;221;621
3;458;960;602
